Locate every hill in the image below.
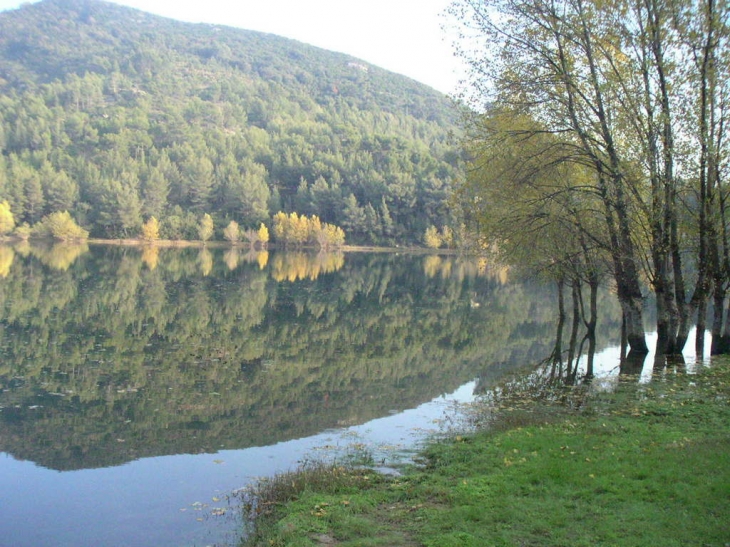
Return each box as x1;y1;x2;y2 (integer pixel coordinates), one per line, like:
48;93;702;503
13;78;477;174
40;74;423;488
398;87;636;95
0;0;461;243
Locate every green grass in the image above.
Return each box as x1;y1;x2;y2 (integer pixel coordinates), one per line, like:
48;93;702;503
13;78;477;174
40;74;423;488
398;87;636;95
242;360;730;546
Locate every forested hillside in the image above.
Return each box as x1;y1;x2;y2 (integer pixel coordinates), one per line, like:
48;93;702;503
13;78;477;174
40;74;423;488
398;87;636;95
0;0;461;243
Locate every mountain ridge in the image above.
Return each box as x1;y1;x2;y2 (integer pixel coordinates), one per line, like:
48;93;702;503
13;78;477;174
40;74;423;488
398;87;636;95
0;0;452;119
0;0;461;244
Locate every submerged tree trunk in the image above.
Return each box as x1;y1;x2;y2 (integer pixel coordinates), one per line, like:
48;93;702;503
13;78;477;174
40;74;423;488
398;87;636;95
620;312;628;362
712;288;730;354
654;269;678;355
717;299;730;353
549;278;567;372
617;292;648;353
566;281;582;383
599;171;648;354
584;275;598;379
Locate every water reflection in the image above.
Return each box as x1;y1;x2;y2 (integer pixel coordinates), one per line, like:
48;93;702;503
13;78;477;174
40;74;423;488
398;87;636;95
1;243;586;473
0;243;630;546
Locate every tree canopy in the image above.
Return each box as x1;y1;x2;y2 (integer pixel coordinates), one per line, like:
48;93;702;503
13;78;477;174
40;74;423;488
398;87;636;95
452;0;730;355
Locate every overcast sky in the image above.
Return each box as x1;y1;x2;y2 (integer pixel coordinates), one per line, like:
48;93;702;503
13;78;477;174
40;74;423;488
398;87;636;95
0;0;467;95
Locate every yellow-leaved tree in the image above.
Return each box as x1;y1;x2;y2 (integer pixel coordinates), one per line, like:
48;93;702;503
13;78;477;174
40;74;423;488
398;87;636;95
35;211;88;241
141;217;160;241
257;223;270;247
198;213;214;243
423;225;442;249
0;200;15;236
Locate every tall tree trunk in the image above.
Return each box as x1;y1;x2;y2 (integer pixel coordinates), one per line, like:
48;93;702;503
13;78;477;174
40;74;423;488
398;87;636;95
691;0;726;353
644;0;680;354
556;2;648;354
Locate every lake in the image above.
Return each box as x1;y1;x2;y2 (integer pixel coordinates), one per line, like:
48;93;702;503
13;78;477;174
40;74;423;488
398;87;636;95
0;243;628;546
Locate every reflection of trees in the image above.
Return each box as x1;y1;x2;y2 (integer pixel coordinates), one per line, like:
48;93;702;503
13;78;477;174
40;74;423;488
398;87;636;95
270;251;344;282
141;246;159;270
28;241;89;271
0;245;609;471
0;246;13;277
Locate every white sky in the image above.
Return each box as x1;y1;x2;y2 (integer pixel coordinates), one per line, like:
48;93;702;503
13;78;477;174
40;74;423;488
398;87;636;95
0;0;466;95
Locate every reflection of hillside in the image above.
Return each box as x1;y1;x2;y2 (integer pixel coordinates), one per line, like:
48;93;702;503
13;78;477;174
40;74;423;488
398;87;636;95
0;246;620;471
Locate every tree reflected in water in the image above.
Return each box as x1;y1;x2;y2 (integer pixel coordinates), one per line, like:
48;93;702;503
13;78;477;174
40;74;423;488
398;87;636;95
0;244;622;471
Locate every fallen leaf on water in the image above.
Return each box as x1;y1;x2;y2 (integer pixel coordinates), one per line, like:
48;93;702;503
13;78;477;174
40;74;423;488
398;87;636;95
213;459;224;464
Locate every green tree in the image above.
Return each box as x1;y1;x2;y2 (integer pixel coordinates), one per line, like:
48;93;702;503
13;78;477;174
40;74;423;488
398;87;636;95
182;155;214;213
341;194;366;241
141;167;169;220
448;0;728;353
21;169;43;225
42;165;78;215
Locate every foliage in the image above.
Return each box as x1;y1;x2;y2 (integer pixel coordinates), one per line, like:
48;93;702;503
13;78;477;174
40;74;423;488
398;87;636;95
140;216;160;241
441;225;454;248
272;211;345;249
197;213;214;242
0;0;461;245
257;222;269;245
223;220;240;243
31;210;88;240
423;225;442;249
0;200;14;235
450;0;730;353
13;223;31;240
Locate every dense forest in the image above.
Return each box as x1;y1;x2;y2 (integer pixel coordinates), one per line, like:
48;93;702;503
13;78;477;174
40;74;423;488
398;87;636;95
0;0;461;244
0;247;625;471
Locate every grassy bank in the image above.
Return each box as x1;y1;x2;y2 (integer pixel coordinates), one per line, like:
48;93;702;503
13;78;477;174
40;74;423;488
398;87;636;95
242;359;730;546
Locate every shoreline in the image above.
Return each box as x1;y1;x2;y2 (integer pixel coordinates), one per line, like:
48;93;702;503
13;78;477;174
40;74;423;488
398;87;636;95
241;358;730;546
3;234;468;255
34;237;465;255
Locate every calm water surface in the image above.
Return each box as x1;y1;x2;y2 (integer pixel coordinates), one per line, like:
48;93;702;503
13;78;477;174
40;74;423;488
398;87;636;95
0;244;632;546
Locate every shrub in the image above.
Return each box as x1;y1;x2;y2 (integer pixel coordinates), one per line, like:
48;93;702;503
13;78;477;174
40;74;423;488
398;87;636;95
33;211;89;241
